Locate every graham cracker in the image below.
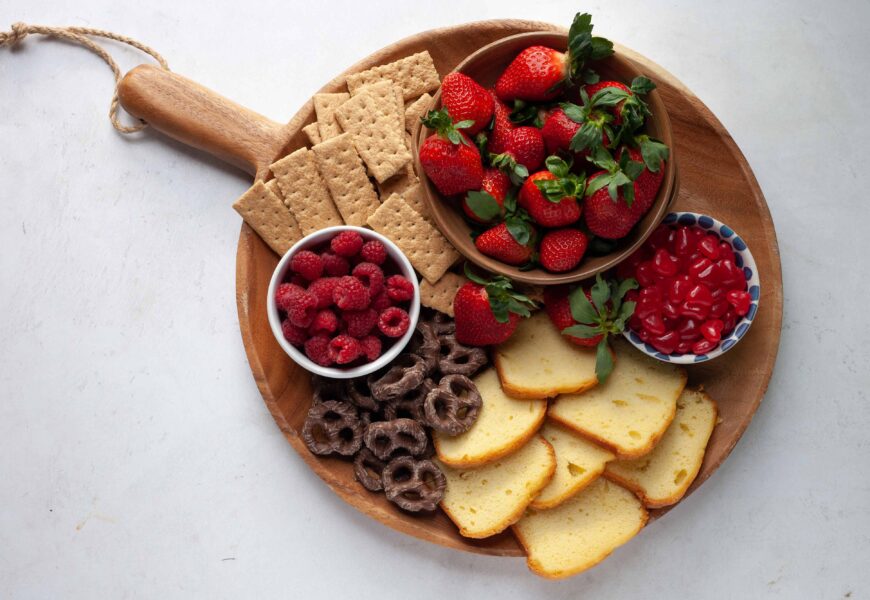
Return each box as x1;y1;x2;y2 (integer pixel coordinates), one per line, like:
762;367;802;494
346;51;441;101
302;122;322;145
398;182;430;219
311;133;381;227
313;93;350;141
367;193;459;283
405;93;433;133
420;272;468;317
270;147;343;235
334;81;410;182
232;181;303;256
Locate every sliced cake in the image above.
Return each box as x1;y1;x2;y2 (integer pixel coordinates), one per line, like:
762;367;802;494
438;436;555;539
549;340;687;459
434;369;547;468
605;388;718;507
531;421;615;510
494;312;598;399
513;478;648;579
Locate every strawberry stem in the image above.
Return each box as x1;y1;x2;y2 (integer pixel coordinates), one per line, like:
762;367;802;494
463;263;537;323
422;108;473;145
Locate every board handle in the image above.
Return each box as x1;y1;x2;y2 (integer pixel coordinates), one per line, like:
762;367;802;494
117;64;289;178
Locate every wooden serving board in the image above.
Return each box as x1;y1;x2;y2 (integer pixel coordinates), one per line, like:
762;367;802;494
119;20;783;557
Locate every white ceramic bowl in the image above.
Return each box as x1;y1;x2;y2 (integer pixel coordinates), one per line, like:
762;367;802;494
623;212;761;364
267;226;420;379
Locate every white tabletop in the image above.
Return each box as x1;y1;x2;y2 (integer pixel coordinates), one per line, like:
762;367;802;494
2;0;868;597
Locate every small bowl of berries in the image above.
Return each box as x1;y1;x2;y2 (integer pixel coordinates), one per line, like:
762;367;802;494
619;212;760;363
267;226;421;378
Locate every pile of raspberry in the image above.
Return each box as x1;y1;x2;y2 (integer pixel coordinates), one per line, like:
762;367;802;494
275;230;416;367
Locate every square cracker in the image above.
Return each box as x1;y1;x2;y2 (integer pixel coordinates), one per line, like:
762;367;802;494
346;51;440;101
302;122;322;145
232;181;303;256
311;133;381;227
313;93;350;140
420;272;468;316
377;163;418;201
367;193;459;283
335;81;410;182
270;147;343;235
405;93;433;133
398;182;430;219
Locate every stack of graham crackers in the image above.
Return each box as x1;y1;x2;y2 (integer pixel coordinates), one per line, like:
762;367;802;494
231;50;465;316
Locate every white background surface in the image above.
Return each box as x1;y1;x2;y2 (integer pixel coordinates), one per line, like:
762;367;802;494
1;0;868;598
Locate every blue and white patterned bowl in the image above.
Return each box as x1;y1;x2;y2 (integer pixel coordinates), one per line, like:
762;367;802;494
622;212;761;364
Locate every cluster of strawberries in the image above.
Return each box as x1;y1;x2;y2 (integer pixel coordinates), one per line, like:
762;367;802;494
419;13;669;274
276;230;415;367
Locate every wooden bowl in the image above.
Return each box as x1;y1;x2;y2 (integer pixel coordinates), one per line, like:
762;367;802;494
413;31;677;286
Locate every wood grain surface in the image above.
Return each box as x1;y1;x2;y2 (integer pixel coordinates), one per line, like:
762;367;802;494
121;19;782;557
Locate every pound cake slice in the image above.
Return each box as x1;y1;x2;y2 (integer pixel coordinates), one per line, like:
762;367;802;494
434;369;547;468
513;478;648;579
549;340;687;459
531;421;615;510
438;436;555;539
494;312;598;399
604;388;718;508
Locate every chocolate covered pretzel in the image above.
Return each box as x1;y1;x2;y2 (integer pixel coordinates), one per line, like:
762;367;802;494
423;374;482;436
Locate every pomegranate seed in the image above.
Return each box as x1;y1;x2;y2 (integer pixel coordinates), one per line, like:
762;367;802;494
652;248;680;278
668;274;693;303
636;261;658;287
698;234;721;260
726;290;752;316
642;312;667;336
650;330;678;354
677;317;702;341
711;299;729;318
672;226;694;257
662;299;681;321
692;338;718;354
722;310;738;335
675;340;693;354
700;319;724;342
687;257;713;281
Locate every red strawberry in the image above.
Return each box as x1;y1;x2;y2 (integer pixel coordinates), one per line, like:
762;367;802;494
488;91;514;155
475;222;535;266
584;76;656;134
494;13;613;102
539;229;588;273
490;126;545;181
584;80;631;125
541;107;581;154
518;157;583;227
543;286;600;347
582;146;648;239
623;142;667;217
462;168;511;223
440;72;494;136
453;268;536;346
419;108;484;196
544;275;639;383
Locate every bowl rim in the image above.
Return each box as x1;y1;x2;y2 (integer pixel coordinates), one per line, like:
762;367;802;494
266;225;421;379
622;211;762;364
412;29;677;286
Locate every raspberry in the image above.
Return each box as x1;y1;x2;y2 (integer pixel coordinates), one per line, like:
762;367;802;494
285;287;318;328
359;335;382;361
304;335;333;366
320;251;350;276
333;276;370;310
360;240;387;265
275;283;303;312
385;275;415;302
309;309;339;336
352;262;385;297
343;308;378;338
378;307;411;338
289;250;323;281
308;277;337;309
329;334;362;364
330;230;364;257
370;290;392;312
281;319;308;347
289;275;308;288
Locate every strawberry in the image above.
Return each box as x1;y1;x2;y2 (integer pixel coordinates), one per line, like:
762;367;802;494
453;266;536;346
419;108;484;196
494;13;613;102
518;156;584;227
440;72;494;136
543;286;599;346
462;168;512;223
539;229;588;272
488;90;514;154
552;275;639;382
541;107;581;155
475;222;535;266
584;76;656;142
583;147;646;239
490;126;545;183
622;144;667;218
